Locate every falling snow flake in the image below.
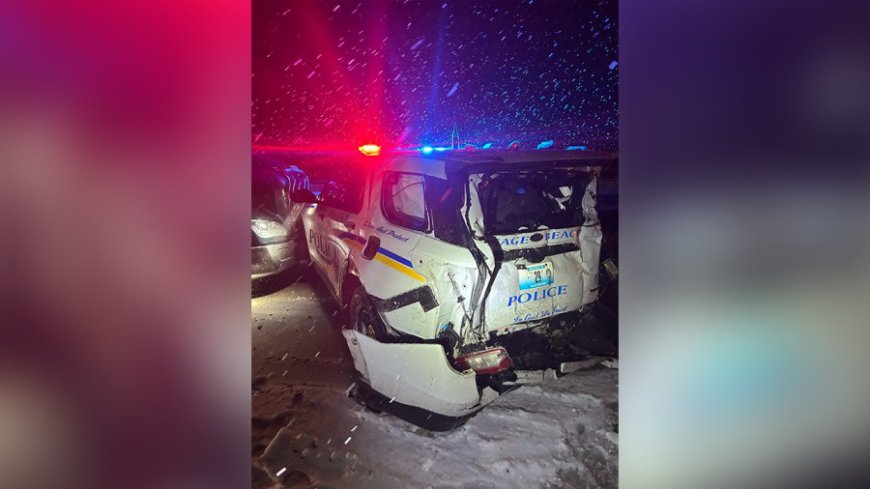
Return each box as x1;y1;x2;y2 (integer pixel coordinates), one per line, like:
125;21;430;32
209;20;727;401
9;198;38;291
253;0;617;149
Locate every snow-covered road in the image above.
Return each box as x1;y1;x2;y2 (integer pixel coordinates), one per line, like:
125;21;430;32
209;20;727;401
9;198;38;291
252;273;618;489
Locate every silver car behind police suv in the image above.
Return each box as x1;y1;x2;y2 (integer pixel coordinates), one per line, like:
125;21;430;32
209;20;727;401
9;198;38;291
251;155;316;280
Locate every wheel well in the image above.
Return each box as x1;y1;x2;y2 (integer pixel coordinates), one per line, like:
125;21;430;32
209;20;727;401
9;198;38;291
341;273;361;309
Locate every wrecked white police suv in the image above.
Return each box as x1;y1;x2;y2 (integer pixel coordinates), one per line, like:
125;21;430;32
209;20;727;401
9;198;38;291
300;149;615;418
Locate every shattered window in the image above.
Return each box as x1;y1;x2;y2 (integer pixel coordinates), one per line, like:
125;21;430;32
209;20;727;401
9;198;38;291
382;172;428;232
478;171;590;234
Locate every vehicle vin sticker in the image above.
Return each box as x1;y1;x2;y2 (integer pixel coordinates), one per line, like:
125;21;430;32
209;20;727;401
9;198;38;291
518;262;554;290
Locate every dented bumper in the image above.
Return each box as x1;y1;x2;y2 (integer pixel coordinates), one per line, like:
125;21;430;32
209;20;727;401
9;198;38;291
251;242;295;279
342;330;500;417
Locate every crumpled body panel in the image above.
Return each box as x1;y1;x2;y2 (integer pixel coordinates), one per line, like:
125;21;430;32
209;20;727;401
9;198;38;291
343;330;497;417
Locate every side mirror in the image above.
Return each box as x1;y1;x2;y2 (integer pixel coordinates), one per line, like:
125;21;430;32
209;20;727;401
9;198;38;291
290;189;317;204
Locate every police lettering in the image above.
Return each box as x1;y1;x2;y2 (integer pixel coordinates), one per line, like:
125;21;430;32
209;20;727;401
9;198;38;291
507;285;568;306
309;229;337;265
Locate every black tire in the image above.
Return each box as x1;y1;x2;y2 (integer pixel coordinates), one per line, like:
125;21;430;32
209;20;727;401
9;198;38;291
347;285;386;340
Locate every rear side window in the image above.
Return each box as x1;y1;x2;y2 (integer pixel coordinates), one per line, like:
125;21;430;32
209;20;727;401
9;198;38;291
426;175;470;247
382;172;428;232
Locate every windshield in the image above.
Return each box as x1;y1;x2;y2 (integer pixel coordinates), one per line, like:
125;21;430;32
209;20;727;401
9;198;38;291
476;171;591;234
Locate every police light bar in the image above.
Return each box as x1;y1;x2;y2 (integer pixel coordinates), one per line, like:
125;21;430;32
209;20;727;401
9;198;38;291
358;144;381;156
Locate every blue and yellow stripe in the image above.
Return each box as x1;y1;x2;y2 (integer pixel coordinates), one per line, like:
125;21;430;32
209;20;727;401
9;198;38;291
338;232;426;282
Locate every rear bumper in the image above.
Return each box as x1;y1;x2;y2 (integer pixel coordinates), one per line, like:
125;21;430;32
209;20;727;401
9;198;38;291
342;330;501;417
487;304;618;368
488;307;586;338
251;241;295;279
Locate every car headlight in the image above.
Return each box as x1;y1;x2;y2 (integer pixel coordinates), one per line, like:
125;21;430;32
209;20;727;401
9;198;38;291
251;218;288;241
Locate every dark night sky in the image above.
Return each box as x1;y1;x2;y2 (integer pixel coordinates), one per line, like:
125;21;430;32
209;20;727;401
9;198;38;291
253;0;617;150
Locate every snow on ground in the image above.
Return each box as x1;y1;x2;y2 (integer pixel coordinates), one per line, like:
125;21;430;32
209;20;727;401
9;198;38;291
252;274;618;489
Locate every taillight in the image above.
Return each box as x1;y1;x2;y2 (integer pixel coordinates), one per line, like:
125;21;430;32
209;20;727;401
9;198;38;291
455;347;512;374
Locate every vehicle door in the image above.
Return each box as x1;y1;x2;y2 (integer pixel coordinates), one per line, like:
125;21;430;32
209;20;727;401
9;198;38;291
309;167;367;296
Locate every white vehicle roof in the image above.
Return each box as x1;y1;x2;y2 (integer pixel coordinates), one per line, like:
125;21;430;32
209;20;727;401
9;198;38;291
374;149;616;179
